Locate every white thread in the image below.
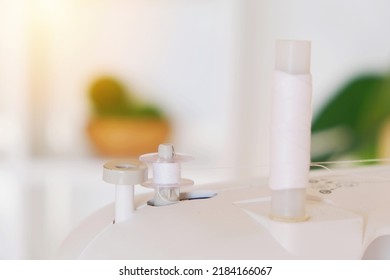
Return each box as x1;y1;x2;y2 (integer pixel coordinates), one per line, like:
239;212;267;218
312;158;390;165
182;157;390;174
269;70;312;191
153;162;181;185
151;186;180;206
310;164;331;171
179;159;390;185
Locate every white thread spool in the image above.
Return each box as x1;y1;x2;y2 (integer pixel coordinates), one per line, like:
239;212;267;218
103;160;147;223
140;143;194;206
269;40;312;222
152;163;181;185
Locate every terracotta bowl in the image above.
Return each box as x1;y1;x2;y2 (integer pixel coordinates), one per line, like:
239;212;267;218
86;118;171;157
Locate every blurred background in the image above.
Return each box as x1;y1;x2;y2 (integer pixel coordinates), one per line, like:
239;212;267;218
1;0;390;259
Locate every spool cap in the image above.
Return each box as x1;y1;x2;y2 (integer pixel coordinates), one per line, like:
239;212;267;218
103;159;147;185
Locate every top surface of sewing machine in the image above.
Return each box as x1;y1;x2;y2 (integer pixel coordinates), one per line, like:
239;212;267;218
57;164;390;260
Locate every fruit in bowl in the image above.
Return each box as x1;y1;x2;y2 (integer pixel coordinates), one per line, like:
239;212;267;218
86;76;170;157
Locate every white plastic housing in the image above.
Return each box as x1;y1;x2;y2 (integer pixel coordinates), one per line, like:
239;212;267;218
56;165;390;260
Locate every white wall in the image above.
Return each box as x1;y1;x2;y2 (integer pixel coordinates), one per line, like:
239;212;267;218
27;0;243;169
0;1;30;161
2;0;390;168
262;0;390;112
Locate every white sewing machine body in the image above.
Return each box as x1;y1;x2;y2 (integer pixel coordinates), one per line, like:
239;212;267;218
57;164;390;260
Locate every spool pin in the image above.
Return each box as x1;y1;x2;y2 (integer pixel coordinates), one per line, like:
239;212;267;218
103;159;147;223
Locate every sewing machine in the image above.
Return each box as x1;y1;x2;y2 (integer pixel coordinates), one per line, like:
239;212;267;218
56;40;390;260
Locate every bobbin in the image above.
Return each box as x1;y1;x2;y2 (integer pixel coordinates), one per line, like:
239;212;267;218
103;159;148;223
139;143;194;206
